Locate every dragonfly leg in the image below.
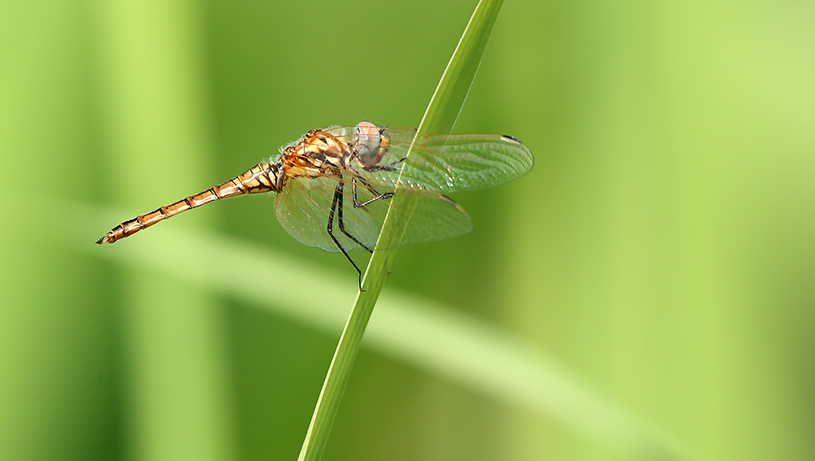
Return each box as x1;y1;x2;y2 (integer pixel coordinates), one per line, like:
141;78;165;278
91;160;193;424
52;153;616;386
363;157;407;172
336;181;373;253
327;181;367;290
351;176;394;208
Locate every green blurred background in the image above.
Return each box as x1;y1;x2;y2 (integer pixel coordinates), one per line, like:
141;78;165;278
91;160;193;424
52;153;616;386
1;0;814;460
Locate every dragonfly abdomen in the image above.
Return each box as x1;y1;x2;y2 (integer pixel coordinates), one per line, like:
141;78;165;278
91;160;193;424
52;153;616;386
96;162;279;244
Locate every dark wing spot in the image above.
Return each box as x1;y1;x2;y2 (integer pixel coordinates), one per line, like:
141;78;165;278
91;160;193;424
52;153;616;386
501;135;522;145
439;194;459;207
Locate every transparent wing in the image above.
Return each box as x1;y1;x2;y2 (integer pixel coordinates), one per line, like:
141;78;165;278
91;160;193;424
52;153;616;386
325;126;534;193
274;174;473;252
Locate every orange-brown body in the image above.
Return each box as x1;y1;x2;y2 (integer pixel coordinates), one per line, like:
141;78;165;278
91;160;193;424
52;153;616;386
94;120;534;289
281;129;352;179
96;162;279;244
96;128;364;245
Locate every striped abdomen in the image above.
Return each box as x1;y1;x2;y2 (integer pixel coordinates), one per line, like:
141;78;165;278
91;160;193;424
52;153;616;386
96;162;279;244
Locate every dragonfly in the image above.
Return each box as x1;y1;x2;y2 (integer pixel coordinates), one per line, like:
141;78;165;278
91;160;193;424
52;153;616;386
97;121;534;288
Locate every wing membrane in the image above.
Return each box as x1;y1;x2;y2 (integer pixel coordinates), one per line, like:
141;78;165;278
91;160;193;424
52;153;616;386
325;126;534;193
275;125;530;252
274;174;472;252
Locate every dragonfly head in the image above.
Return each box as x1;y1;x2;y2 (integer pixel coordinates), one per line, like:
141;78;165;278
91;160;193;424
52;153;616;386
354;121;390;168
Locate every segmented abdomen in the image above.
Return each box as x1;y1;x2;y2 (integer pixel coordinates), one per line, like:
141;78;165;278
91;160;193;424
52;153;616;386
96;163;277;244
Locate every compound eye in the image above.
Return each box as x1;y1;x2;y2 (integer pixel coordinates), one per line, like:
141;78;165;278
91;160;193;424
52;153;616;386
354;121;383;167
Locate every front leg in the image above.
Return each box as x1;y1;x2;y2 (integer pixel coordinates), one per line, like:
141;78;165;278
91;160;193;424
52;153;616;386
362;156;407;173
351;176;394;208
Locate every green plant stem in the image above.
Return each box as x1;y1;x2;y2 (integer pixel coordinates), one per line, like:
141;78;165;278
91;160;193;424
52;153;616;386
296;1;504;460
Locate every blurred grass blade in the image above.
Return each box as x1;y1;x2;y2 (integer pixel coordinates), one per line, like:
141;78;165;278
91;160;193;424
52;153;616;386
40;194;697;460
89;1;236;459
298;1;505;460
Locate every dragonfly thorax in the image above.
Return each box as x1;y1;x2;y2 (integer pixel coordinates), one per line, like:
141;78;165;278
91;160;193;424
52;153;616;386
280;130;351;179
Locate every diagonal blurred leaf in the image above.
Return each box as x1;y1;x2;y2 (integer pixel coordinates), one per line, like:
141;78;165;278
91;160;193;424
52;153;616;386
41;195;697;460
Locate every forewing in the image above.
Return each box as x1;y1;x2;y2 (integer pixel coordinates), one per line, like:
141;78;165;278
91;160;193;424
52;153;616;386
274;174;473;252
324;126;534;193
387;129;535;192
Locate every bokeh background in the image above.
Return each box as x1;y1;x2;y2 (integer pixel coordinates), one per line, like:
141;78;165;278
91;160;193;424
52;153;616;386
1;0;814;460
